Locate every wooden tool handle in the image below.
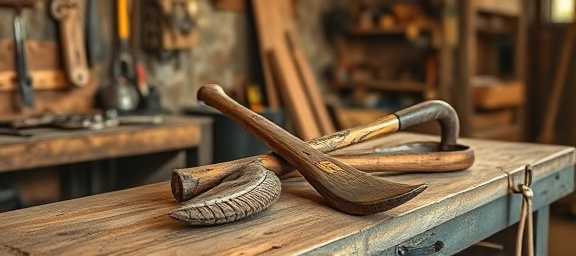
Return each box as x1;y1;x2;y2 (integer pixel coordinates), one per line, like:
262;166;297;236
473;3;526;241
62;8;89;86
117;0;130;40
332;142;474;172
197;84;426;215
51;0;89;87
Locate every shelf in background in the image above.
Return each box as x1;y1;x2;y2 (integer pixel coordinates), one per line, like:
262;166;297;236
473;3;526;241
472;79;524;110
476;0;521;16
476;26;515;36
345;25;432;37
334;79;426;92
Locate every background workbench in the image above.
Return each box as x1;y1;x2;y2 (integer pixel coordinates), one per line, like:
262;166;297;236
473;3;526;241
0;132;573;255
0;115;212;206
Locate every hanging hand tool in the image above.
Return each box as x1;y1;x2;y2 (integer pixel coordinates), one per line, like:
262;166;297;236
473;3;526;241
130;0;151;102
51;0;90;87
13;12;35;109
141;0;199;50
85;0;104;67
102;0;140;112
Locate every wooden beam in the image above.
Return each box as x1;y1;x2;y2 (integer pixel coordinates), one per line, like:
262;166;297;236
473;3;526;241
251;0;281;109
538;23;576;143
268;47;322;140
285;30;335;135
251;0;328;139
0;40;69;97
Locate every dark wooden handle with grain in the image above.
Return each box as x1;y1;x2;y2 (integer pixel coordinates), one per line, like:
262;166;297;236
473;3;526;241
197;84;427;215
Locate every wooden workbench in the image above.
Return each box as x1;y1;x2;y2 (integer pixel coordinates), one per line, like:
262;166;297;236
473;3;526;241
0;133;573;255
0;115;212;203
0;115;213;172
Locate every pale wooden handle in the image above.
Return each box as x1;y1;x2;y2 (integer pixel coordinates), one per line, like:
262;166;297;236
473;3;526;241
332;143;474;172
61;9;89;86
52;0;90;87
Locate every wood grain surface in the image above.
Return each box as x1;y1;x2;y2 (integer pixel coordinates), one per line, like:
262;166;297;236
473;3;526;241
0;133;573;255
0;116;211;172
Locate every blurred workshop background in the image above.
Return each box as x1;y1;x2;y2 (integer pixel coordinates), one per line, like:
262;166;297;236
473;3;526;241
0;0;575;254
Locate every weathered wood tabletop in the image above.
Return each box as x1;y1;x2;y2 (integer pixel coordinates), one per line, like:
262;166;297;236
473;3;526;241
0;115;213;172
0;133;573;255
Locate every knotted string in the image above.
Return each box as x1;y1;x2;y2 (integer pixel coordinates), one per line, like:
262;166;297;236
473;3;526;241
510;165;534;256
